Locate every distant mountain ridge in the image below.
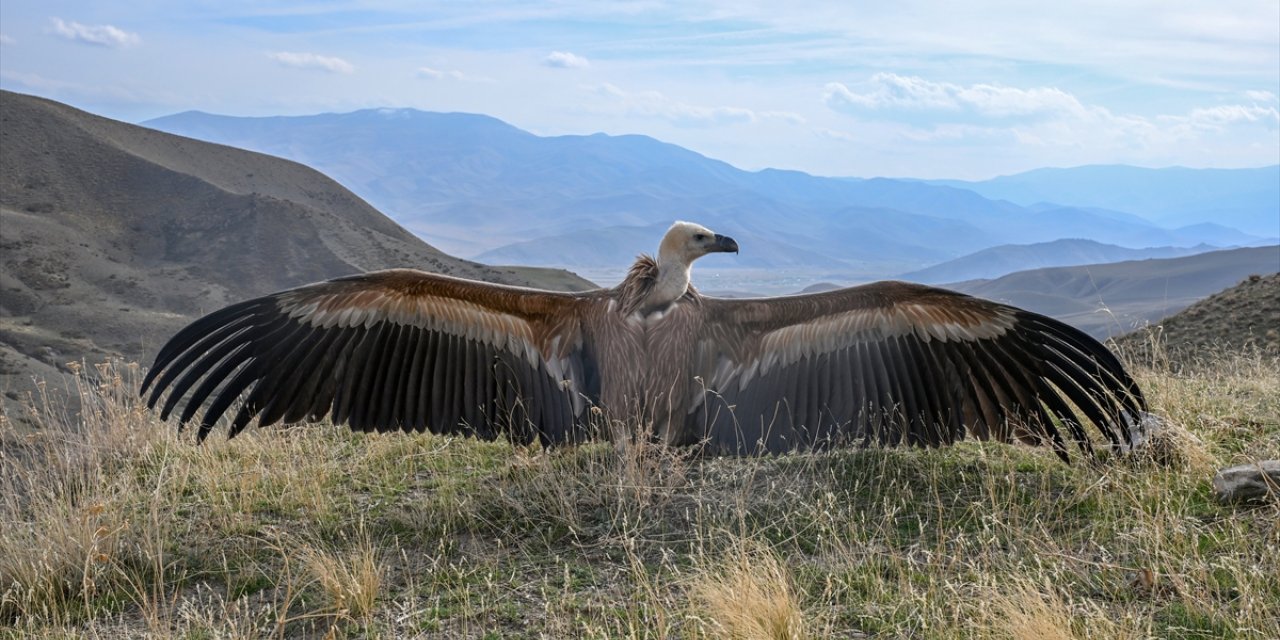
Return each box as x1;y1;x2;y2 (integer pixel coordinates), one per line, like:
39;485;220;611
142;108;1268;288
945;245;1280;339
930;164;1280;237
900;239;1220;284
0;91;591;410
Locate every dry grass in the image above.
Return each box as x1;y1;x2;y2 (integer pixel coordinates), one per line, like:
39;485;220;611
301;527;385;622
1;348;1278;638
688;537;808;639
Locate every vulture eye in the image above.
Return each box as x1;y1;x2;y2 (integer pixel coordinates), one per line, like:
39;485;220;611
694;233;707;241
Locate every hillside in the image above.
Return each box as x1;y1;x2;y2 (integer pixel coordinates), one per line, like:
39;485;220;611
1115;273;1280;365
932;164;1280;237
900;239;1218;284
0;91;592;410
140;109;1259;285
945;245;1280;339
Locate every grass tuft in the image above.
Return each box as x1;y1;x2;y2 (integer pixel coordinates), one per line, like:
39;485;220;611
689;536;809;640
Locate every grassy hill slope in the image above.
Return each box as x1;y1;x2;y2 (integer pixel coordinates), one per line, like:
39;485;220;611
1116;273;1280;367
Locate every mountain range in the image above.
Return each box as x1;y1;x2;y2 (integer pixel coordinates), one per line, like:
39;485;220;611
899;239;1220;284
931;165;1280;237
143;108;1274;290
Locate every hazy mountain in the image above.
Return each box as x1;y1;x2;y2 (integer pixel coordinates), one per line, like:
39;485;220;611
142;109;1260;286
900;239;1220;284
944;245;1280;339
0;91;591;411
931;165;1280;237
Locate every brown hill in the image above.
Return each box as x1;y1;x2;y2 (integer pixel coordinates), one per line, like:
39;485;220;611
1114;273;1280;365
945;246;1280;339
0;90;592;412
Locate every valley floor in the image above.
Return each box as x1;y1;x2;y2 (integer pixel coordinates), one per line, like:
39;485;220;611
2;347;1278;639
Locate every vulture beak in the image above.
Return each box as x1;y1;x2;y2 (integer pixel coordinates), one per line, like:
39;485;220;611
712;233;739;254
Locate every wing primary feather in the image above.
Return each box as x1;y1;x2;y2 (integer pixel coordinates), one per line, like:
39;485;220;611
203;323;331;438
414;330;440;433
539;360;562;444
461;339;479;434
799;352;818;444
275;327;347;424
177;342;253;431
363;323;403;432
428;332;450;433
929;341;970;444
332;327;379;425
1027;339;1128;447
830;348;855;445
852;341;877;445
1022;315;1145;414
248;325;326;427
159;320;278;420
892;335;932;447
951;341;1006;439
903;335;949;446
812;352;835;447
933;343;979;441
141;298;272;393
165;319;297;422
402;326;428;432
301;327;360;422
863;340;899;446
962;340;1034;443
349;321;394;432
438;333;461;435
376;322;412;432
974;337;1073;457
146;315;261;407
979;338;1065;453
475;343;498;440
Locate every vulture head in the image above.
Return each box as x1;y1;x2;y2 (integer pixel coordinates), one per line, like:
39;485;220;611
658;221;739;267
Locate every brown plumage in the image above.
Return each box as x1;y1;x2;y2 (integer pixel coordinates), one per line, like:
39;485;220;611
142;221;1146;459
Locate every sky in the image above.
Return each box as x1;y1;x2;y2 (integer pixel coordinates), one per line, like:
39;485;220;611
1;1;1277;179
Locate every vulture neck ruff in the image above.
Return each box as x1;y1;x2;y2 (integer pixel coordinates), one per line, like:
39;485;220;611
617;254;699;317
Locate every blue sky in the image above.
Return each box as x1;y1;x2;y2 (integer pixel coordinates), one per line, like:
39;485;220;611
1;1;1277;179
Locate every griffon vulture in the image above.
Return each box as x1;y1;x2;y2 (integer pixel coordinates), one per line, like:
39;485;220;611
142;221;1146;459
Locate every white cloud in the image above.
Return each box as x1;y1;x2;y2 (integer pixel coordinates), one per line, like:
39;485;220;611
1244;90;1279;103
814;127;858;143
49;18;139;48
824;73;1087;118
594;83;771;128
1183;104;1280;127
819;72;1278;171
0;34;15;46
592;84;804;128
268;51;355;74
416;66;491;82
543;51;590;69
761;110;807;125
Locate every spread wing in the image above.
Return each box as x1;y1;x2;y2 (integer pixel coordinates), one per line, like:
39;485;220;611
689;281;1146;459
141;269;600;444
